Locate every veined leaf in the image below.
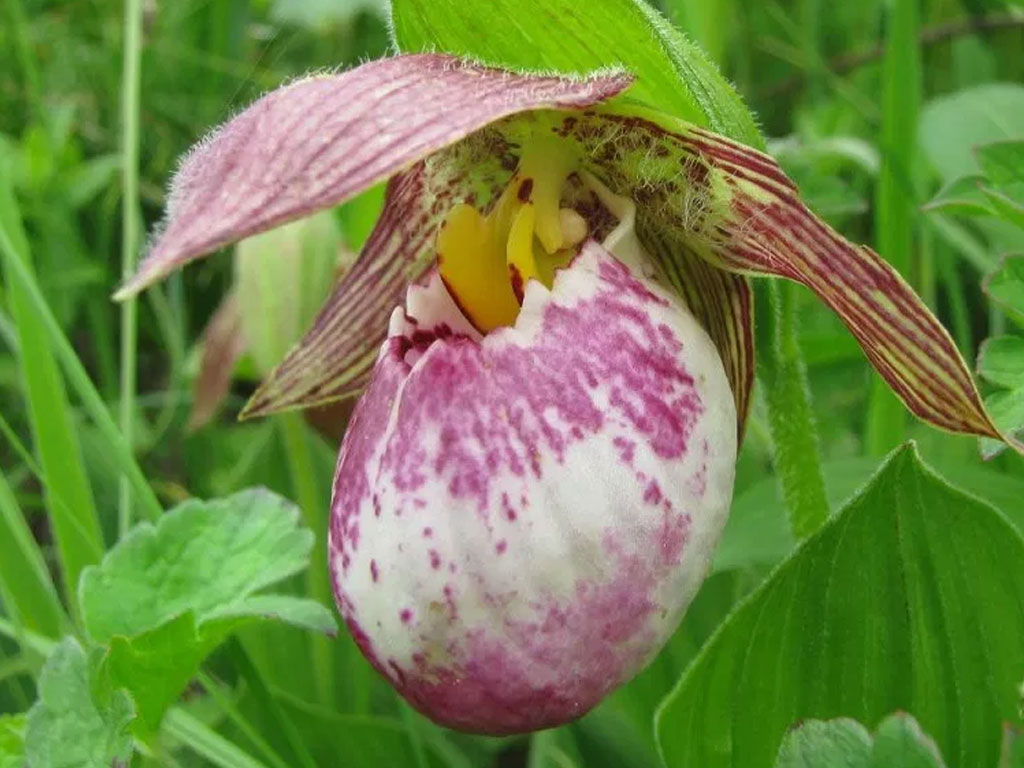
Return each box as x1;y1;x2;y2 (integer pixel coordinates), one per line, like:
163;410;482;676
77;489;336;732
978;336;1024;389
78;488;329;642
985;256;1024;325
775;714;947;768
24;638;134;768
389;0;762;147
655;444;1024;768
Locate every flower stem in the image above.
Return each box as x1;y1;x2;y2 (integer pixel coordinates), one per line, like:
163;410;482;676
756;281;829;541
118;0;144;534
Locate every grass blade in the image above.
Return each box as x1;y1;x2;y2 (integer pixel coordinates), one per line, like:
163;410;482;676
0;169;104;611
866;0;921;455
0;469;67;638
0;175;163;523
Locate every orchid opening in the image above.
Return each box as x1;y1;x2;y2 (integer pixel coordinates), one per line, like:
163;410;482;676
117;52;1012;737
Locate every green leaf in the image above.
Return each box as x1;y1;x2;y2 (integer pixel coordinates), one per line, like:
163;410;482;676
871;714;947;768
0;714;26;768
774;714;947;768
982;187;1024;230
977;140;1024;189
978;336;1024;389
655;445;1024;768
774;719;872;768
981;389;1024;459
986;256;1024;323
920;84;1024;182
102;611;237;736
77;489;336;732
0;468;66;638
79;488;324;642
922;175;995;217
0;167;104;615
25;638;134;768
389;0;762;147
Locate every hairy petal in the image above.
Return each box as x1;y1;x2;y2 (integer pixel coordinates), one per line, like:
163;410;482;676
116;54;630;299
516;108;1005;445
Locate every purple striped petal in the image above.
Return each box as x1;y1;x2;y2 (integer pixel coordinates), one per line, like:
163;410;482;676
115;54;631;299
530;108;1007;446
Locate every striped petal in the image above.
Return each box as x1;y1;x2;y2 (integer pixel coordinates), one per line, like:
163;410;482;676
115;54;631;299
486;107;1005;445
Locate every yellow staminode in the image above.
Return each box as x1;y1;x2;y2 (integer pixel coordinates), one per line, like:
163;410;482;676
436;140;587;333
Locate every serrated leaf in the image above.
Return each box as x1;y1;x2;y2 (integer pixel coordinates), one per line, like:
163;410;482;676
774;719;872;768
656;445;1024;768
981;389;1024;459
25;638;134;768
0;714;26;768
871;714;947;768
79;488;317;643
774;714;946;768
986;256;1024;322
103;611;238;737
204;594;337;636
978;336;1024;389
389;0;762;147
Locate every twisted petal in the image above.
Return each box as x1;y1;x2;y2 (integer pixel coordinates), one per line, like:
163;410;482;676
116;54;631;299
329;241;737;733
509;107;1004;444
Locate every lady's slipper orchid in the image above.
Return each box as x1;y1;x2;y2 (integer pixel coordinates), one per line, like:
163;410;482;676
119;54;1013;734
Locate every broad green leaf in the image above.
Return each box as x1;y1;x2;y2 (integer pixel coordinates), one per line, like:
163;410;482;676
986;256;1024;324
978;336;1024;389
920;84;1024;181
774;714;947;768
0;714;26;768
981;389;1024;459
655;445;1024;768
774;719;872;768
79;488;323;642
25;638;134;768
977;140;1024;188
389;0;762;147
923;175;995;217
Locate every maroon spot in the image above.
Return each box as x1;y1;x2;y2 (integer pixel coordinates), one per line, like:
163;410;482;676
423;526;433;538
517;177;534;202
496;540;508;554
400;608;413;624
370;559;379;582
429;549;442;569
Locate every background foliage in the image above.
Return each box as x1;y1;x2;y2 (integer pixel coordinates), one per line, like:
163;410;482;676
0;0;1022;766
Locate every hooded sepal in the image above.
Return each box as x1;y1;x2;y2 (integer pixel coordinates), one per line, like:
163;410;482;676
116;54;631;300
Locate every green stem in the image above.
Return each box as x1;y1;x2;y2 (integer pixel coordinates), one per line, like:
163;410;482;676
118;0;144;535
756;281;830;541
278;414;334;706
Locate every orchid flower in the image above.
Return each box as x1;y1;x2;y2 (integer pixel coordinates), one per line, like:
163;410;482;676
118;54;1010;735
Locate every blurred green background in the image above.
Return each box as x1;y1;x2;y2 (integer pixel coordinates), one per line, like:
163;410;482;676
1;0;1023;766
